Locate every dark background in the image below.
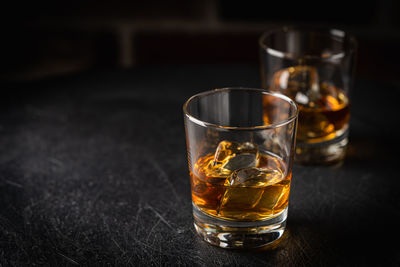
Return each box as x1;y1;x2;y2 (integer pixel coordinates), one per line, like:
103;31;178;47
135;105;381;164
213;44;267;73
1;1;400;266
1;0;399;82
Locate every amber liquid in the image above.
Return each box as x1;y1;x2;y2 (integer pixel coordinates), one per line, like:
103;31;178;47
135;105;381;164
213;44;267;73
268;66;350;144
191;153;291;221
297;89;349;144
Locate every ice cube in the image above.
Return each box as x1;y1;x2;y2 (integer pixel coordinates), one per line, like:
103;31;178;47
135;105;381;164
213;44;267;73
223;153;259;171
225;167;282;188
218;167;283;216
213;140;259;171
214;141;258;163
198;141;260;184
271;65;321;107
256;179;290;213
197;154;231;184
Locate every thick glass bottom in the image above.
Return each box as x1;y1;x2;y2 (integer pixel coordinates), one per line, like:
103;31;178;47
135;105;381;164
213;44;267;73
295;130;348;165
193;204;287;249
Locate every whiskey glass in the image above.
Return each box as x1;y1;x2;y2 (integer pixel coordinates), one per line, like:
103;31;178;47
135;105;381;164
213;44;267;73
183;88;298;249
259;27;357;164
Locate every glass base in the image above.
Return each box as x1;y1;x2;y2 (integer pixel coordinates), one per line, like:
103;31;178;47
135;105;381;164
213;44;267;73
193;205;287;249
295;131;348;165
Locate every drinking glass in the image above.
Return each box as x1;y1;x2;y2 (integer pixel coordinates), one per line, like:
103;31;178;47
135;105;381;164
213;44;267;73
183;88;298;248
259;27;357;164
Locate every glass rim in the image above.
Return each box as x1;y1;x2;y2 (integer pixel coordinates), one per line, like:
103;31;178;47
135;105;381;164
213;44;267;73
259;26;358;60
183;87;298;131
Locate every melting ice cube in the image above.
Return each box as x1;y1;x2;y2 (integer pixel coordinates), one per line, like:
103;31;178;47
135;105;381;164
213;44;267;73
198;141;261;184
218;167;283;214
225;167;282;188
271;65;321;108
213;141;259;171
223;154;259;171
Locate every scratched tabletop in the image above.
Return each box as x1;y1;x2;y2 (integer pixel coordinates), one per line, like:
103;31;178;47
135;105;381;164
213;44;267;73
0;65;399;266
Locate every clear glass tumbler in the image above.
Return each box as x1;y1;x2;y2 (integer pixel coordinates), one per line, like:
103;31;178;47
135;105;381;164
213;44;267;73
259;27;357;164
183;88;298;249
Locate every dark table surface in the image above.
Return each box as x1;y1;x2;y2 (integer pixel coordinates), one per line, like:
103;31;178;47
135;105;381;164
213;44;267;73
1;65;399;266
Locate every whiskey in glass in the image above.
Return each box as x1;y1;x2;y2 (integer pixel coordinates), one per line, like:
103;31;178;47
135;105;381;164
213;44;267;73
184;88;298;248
